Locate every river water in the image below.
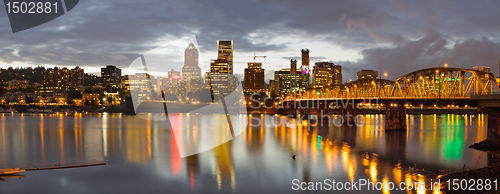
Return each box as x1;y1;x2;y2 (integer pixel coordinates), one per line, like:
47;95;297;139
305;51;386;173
0;113;491;193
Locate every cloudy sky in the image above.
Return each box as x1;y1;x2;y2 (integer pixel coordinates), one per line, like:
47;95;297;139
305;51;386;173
1;0;500;82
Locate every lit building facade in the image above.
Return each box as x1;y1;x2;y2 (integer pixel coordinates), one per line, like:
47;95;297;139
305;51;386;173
7;79;29;90
125;73;154;101
217;40;233;74
275;60;310;95
357;70;378;80
243;62;265;92
312;62;342;89
182;42;201;80
206;59;237;100
473;66;491;73
157;69;181;95
43;66;85;92
181;42;203;94
101;65;122;86
70;66;84;88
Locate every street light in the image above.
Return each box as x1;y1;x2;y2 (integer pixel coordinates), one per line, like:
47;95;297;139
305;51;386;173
444;63;448;67
384;73;387;77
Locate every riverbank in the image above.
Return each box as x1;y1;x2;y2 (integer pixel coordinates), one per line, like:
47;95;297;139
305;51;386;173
433;140;500;193
1;104;482;115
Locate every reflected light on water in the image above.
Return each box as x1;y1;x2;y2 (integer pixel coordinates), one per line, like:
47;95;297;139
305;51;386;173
0;113;491;193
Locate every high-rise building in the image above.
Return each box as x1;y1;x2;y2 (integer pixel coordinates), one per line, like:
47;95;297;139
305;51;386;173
126;73;154;101
217;40;233;74
312;62;342;89
70;66;84;88
168;69;181;80
290;59;297;74
157;69;181;95
209;59;229;74
59;67;70;90
274;59;310;95
181;42;203;94
206;59;237;100
182;42;201;80
301;49;310;68
357;70;378;80
43;67;58;87
269;80;278;96
42;66;84;92
332;65;342;85
274;69;309;95
300;49;311;88
243;62;265;92
101;65;122;86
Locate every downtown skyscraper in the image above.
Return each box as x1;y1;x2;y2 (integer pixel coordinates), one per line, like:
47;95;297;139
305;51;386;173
182;42;201;80
217;40;233;74
181;42;203;94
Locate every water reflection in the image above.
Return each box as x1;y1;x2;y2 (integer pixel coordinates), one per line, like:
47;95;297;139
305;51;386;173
0;113;491;193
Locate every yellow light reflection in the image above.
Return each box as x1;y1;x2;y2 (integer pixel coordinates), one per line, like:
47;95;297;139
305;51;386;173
393;164;402;184
341;145;356;180
369;159;378;182
382;177;391;194
59;117;65;162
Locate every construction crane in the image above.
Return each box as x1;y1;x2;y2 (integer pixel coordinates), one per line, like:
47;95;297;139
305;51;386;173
238;53;266;62
252;53;266;61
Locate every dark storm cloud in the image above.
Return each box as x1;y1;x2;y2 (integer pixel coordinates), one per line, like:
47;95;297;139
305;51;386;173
0;0;499;78
0;0;292;68
354;33;500;80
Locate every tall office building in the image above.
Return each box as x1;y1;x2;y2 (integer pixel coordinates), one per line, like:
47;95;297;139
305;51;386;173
300;49;310;88
205;59;237;100
301;49;310;69
312;62;342;89
181;42;203;94
182;42;201;80
168;69;181;80
357;70;378;80
126;73;154;101
243;62;265;92
217;40;233;74
101;65;122;86
290;59;297;74
157;69;181;95
274;60;309;95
